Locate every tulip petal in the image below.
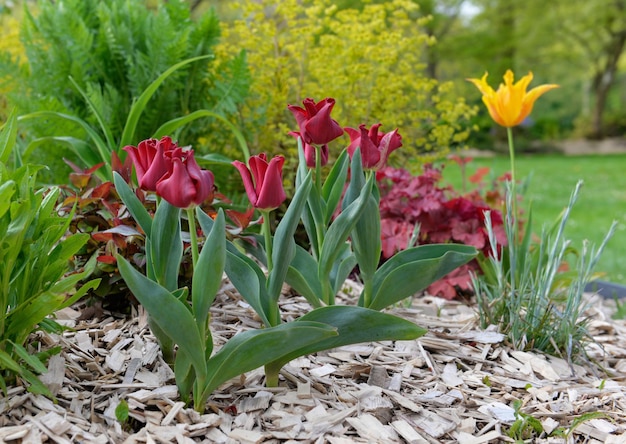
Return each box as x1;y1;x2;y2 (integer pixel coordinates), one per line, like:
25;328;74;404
157;158;197;208
233;160;259;207
256;156;286;210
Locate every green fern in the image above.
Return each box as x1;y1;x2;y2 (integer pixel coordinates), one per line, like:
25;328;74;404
1;0;250;183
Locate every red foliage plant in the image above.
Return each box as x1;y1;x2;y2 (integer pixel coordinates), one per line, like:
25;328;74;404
377;163;508;300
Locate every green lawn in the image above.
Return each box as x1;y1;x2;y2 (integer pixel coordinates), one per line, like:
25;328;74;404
439;153;626;284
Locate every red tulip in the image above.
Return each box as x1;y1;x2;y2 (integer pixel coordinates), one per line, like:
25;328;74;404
232;154;287;210
345;123;402;170
287;98;344;146
289;131;329;168
123;136;177;191
156;147;215;208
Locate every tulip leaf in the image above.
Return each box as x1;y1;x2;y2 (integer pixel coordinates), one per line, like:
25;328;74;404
117;254;207;377
150;201;182;291
321;148;349;224
174;349;195;405
365;244;478;310
113;172;153;237
120;55;214;149
330;244;357;295
200;321;337;400
286;244;324;308
265;306;427;374
319;173;374;279
267;172;313;308
196;208;273;326
192;209;226;330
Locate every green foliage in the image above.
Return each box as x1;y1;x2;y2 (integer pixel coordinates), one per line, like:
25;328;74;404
0;116;100;395
216;0;476;171
473;181;617;362
507;399;544;441
0;0;249;182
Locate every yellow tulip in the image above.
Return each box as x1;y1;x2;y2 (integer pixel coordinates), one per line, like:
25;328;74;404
467;70;559;127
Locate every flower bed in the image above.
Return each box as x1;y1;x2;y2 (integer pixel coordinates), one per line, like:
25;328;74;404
1;283;625;443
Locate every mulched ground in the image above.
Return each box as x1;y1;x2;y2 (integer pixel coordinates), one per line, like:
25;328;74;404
1;279;625;443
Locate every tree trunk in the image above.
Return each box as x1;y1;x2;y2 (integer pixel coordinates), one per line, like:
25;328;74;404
588;2;626;138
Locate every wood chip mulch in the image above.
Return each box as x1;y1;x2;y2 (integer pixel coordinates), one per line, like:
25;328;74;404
1;279;626;443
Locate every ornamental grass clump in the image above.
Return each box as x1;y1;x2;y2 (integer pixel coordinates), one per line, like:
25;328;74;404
468;70;617;364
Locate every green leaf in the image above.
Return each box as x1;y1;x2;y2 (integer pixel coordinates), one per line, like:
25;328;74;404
9;341;47;374
5;292;66;341
267;172;312;306
115;399;130;423
153;110;250;161
200;321;337;399
266;306;426;372
69;76;116;157
330;245;357;295
0;108;18;164
116;255;207;378
0;180;16;218
196;208;273;326
150;201;182;291
120;55;214;149
18;111;110;174
286;244;324;308
321;149;349;225
366;244;477;310
23;137;102;177
113;172;153;237
192;209;226;329
0;349;22;373
174;349;195;405
319;174;374;279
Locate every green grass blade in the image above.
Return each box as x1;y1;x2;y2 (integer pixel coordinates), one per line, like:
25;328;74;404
120;55;214;149
153;110;250;161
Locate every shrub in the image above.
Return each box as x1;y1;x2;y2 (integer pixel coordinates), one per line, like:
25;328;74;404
0;0;249;182
215;0;476;172
377;163;507;299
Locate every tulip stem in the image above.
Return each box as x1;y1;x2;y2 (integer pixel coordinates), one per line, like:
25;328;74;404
506;126;518;291
506;127;518;230
315;145;322;193
261;210;274;273
186;208;200;269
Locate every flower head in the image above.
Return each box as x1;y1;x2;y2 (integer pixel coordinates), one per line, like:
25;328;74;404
156;147;215;208
467;70;559;127
123;136;176;191
345;123;402;170
289;131;329;168
232;154;287;210
287;98;344;146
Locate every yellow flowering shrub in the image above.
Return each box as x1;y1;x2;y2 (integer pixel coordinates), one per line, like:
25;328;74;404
0;12;24;120
216;0;476;171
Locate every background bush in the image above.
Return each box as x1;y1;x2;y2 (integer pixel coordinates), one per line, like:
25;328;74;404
0;0;250;183
215;0;476;175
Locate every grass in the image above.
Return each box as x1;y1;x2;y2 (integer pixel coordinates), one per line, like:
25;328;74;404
439;153;626;285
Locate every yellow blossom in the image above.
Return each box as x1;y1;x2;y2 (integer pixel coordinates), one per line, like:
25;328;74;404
467;70;559;127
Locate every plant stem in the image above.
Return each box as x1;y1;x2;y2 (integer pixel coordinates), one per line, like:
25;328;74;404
506;127;517;224
261;210;273;272
186;208;200;269
315;144;322;194
506;126;518;293
264;362;281;387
